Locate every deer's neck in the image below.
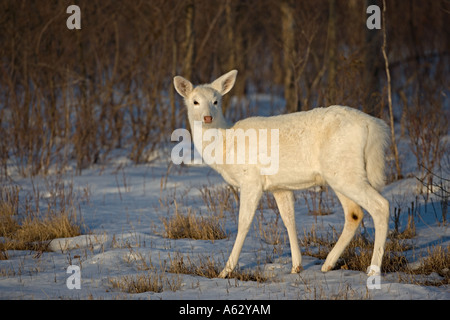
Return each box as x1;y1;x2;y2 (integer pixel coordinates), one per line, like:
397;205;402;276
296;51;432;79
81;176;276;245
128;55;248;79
189;116;229;170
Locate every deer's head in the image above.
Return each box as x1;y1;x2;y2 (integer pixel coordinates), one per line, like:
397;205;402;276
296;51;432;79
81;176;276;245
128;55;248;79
173;70;237;127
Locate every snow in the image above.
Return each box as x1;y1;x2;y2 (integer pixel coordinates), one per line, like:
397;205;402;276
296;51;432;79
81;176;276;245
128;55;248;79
0;96;448;300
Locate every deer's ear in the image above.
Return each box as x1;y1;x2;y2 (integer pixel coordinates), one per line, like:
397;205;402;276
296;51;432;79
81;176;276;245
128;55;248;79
211;70;238;95
173;76;194;98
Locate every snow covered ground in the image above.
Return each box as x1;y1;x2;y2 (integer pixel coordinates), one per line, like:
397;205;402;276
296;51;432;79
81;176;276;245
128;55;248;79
0;98;448;300
1;157;448;300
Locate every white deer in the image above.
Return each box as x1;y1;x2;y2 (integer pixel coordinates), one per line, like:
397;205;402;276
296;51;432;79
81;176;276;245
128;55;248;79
173;70;390;277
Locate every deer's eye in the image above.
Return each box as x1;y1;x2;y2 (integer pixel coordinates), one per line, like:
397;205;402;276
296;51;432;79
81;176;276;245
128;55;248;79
213;101;218;105
193;100;199;105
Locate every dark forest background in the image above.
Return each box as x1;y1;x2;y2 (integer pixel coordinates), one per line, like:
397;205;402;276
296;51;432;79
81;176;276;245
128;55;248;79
0;0;448;179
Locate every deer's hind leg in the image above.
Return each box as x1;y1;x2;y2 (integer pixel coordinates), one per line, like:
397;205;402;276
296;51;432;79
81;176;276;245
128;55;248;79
324;179;389;276
321;191;364;272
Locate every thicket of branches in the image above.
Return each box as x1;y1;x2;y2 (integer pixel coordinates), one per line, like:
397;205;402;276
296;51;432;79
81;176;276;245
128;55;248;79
0;0;448;178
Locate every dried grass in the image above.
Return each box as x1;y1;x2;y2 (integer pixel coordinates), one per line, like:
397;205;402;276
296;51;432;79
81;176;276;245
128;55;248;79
109;272;182;294
0;183;82;255
167;252;268;283
161;203;227;241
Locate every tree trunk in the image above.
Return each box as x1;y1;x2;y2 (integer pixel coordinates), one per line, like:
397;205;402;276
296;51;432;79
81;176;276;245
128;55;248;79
364;0;382;116
182;0;195;132
169;33;177;131
281;0;297;113
326;0;337;105
382;0;402;179
182;0;195;81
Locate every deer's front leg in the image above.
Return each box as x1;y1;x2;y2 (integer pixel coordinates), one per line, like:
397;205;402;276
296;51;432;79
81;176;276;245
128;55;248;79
272;190;302;273
218;186;262;278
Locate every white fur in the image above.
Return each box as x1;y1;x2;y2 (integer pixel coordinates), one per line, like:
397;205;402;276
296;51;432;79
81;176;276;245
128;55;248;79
174;70;390;277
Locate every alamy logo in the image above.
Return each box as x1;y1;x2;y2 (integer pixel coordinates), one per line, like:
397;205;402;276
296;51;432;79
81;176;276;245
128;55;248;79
366;5;381;30
66;5;81;30
171;121;279;175
366;265;381;290
66;265;81;290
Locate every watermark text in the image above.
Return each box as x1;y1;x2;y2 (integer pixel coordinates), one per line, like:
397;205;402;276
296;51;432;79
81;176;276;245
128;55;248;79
171;121;279;175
